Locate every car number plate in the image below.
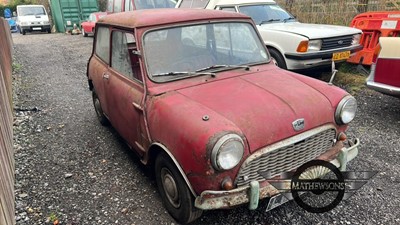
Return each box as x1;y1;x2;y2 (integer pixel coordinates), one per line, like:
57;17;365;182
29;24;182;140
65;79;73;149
266;194;289;212
32;27;42;30
332;51;350;61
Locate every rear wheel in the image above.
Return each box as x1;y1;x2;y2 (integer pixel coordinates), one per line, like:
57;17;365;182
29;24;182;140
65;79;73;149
268;48;287;70
92;90;109;126
155;152;202;224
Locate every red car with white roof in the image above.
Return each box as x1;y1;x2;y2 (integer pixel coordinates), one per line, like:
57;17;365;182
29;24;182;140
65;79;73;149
87;8;360;224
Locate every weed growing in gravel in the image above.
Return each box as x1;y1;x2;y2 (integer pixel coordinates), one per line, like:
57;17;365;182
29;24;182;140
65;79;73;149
12;62;22;73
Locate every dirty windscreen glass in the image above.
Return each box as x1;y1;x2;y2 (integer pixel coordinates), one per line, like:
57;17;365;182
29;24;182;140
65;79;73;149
239;4;297;25
144;22;268;82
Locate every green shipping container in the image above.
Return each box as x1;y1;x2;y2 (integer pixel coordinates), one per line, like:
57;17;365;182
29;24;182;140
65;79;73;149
50;0;98;33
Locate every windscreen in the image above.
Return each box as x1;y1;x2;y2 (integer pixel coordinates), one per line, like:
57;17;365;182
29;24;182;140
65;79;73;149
144;22;269;82
18;7;46;16
239;4;296;25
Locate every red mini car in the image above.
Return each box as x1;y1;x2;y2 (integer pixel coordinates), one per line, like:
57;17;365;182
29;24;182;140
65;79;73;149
80;12;108;37
366;37;400;97
87;9;360;224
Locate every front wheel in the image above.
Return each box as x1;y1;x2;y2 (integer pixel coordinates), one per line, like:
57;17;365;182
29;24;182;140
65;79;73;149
155;152;202;224
268;48;287;70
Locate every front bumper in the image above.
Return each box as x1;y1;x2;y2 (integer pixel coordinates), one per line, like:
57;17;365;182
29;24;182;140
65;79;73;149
21;25;51;32
284;45;363;70
194;138;360;210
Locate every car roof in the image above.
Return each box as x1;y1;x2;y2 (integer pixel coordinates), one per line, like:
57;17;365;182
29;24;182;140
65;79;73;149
97;8;252;29
208;0;276;6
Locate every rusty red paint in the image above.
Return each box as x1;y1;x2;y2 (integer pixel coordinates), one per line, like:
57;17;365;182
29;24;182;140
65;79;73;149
87;9;359;216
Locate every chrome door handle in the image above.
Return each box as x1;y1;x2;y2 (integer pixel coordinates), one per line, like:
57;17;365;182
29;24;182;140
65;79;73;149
103;74;109;80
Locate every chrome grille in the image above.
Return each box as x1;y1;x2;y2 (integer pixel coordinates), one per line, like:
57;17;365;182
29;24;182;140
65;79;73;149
321;35;353;50
236;128;336;187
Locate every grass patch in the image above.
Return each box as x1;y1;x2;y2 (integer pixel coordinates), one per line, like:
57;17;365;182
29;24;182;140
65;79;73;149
320;63;368;95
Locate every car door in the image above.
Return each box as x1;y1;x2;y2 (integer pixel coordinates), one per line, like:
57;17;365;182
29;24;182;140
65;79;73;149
90;26;111;117
104;29;146;154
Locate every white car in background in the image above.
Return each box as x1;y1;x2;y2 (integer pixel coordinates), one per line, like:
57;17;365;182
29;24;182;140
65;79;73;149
177;0;363;72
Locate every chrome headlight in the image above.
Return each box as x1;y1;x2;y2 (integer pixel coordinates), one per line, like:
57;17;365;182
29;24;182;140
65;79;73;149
335;96;357;125
211;134;244;171
308;40;322;51
352;34;361;45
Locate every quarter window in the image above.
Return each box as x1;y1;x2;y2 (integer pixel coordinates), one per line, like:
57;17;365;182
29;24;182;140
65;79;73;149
95;27;110;64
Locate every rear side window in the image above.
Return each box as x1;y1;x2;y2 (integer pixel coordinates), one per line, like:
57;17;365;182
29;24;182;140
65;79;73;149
95;27;110;63
111;31;136;80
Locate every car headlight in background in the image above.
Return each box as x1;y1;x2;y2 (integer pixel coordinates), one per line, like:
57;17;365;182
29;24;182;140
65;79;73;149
352;34;361;45
21;22;28;25
296;40;322;52
308;40;322;51
335;96;357;125
211;134;244;171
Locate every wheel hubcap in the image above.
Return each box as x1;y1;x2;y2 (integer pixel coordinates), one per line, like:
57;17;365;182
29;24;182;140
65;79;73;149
94;98;102;118
161;168;180;208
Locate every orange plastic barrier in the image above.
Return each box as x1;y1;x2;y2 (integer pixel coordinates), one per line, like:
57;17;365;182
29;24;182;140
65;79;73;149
347;11;400;66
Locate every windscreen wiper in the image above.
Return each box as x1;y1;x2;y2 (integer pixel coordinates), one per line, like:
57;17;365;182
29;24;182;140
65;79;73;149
283;17;296;23
195;64;250;73
259;19;281;25
152;71;216;78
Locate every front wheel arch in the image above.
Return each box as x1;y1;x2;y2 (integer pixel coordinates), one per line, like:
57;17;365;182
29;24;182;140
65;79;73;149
155;151;203;224
267;47;287;70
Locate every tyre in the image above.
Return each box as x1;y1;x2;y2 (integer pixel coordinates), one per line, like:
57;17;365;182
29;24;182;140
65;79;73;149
22;29;26;35
155;152;202;224
268;48;287;70
92;90;109;126
48;29;51;34
82;29;88;37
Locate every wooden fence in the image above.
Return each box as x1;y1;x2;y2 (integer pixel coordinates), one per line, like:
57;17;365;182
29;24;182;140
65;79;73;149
0;17;15;225
276;0;400;25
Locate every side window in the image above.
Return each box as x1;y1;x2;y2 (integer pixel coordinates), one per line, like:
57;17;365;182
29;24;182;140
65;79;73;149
95;27;110;64
219;7;236;12
107;0;113;12
114;0;122;12
111;31;142;81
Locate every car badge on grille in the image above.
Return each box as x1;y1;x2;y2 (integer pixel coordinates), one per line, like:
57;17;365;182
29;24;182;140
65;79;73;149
292;118;305;131
338;40;344;44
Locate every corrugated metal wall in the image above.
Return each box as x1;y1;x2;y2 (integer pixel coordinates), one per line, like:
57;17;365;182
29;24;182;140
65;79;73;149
0;17;15;225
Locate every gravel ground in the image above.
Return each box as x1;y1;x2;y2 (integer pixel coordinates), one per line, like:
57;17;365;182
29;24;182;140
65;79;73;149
12;33;400;225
